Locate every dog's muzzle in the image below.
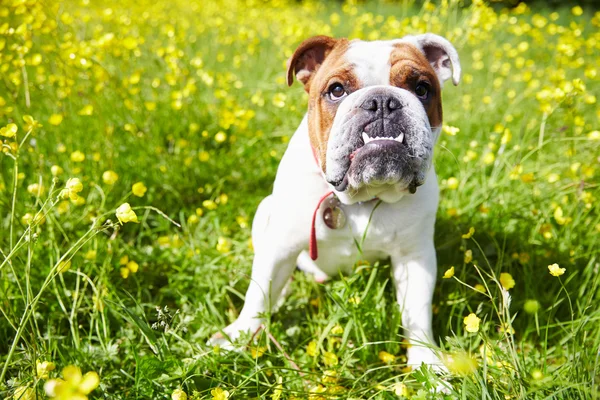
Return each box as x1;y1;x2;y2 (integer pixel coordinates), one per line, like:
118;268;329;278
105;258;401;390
325;86;433;196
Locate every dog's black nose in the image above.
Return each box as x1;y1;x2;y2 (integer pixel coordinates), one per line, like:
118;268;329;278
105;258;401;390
360;95;403;114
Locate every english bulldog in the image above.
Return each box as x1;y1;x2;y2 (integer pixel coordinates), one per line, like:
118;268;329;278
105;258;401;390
210;33;461;369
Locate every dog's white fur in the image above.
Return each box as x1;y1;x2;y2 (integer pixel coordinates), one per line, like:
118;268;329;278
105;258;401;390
209;34;460;369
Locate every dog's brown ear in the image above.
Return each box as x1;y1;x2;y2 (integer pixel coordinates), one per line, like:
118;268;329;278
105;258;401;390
286;36;339;92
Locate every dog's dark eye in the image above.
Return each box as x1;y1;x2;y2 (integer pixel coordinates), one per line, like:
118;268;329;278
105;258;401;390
328;83;347;101
415;83;429;99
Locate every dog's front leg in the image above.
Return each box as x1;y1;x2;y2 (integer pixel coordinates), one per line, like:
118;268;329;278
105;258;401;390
209;197;305;348
391;240;444;369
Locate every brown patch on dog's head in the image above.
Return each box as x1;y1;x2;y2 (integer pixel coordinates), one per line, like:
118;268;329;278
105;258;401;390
287;36;352;169
389;43;443;130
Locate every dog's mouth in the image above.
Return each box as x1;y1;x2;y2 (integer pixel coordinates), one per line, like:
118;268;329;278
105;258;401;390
331;128;423;193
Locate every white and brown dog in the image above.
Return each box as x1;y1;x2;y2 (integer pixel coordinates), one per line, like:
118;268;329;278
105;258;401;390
210;34;460;369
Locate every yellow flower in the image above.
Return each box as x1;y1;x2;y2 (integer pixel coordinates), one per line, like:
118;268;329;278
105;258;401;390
378;350;395;364
330;324;344;335
474;284;486;293
442;125;460;136
203;200;217;210
84;250;97;261
571;5;583;16
272;93;287;108
132;182;147;197
462;227;475;239
120;267;130;279
70;151;85;162
210;387;230;400
27;183;45;196
443;266;455;279
78;105;94;116
392;382;409;396
102;170;119;185
199;151;210;162
57;260;71;274
250;346;266;358
463;313;480;333
499;272;515;290
23;115;42;131
553;206;568;225
446;177;459;190
37;359;56;379
51;165;64;176
44;365;100;400
126;260;139;273
322;351;338;366
60;178;83;201
49;114;64;126
214;131;227;143
116;203;139;224
216;237;232;253
444;351;478;376
172;388;187;400
306;340;319;357
464;249;473;264
13;386;35;400
588;131;600;140
548;263;565;277
0;123;18;138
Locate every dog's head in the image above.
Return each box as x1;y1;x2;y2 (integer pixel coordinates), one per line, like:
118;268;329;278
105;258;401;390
287;34;460;203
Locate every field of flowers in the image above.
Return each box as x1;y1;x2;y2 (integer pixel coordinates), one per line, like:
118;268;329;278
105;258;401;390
1;0;599;398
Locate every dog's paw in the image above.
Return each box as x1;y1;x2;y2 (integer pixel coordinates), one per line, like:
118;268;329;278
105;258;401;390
207;319;262;350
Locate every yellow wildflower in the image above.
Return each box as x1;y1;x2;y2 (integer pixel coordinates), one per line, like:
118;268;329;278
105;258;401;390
23;115;42;131
126;261;139;273
37;359;56;379
306;340;318;357
378;351;395;364
57;260;71;274
59;178;84;201
132;182;147;197
70;151;85;162
462;227;475;239
500;272;515;290
214;131;227;143
446;177;459;189
444;351;478;376
102;170;119;185
322;351;338;367
0;123;18;138
392;382;409;396
464;249;473;264
216;237;232;253
203;200;217;210
172;389;187;400
49;114;63;126
116;203;139;224
443;266;455;279
44;365;100;400
210;387;230;400
463;313;480;333
51;165;64;176
548;263;565;277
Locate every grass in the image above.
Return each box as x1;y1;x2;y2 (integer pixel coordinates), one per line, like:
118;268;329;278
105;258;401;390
1;0;599;398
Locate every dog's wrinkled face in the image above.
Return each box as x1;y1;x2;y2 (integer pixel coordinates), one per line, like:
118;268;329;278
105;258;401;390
287;34;460;203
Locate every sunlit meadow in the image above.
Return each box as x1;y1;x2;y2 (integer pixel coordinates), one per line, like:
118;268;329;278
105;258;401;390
1;0;599;398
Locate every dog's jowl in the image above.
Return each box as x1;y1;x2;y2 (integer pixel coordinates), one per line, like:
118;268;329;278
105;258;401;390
210;33;461;369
